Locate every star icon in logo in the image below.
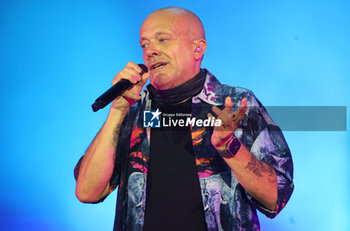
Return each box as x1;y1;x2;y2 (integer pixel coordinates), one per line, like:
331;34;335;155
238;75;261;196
150;108;161;121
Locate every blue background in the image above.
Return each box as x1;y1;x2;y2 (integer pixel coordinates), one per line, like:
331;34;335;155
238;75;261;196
1;0;349;230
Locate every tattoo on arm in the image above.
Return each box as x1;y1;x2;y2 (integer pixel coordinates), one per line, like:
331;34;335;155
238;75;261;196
245;156;277;183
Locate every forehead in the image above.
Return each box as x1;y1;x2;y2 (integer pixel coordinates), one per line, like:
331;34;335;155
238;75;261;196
140;12;187;39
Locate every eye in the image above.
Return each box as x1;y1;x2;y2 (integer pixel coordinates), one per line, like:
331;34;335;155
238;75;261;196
141;43;148;48
158;36;170;43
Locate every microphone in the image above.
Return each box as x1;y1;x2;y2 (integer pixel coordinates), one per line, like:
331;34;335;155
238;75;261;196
91;64;148;112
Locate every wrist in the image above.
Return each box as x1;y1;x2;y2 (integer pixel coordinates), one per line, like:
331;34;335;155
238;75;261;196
217;137;242;159
106;106;128;124
109;99;131;115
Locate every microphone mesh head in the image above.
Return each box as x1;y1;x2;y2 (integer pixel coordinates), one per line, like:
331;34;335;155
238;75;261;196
138;64;148;75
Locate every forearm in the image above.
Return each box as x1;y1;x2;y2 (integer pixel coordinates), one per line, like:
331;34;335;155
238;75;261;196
220;144;278;210
75;108;127;203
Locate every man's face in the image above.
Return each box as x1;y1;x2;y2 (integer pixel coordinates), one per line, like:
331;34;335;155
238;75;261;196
140;12;196;90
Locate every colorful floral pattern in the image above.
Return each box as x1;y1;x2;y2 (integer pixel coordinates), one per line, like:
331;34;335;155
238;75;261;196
75;69;294;231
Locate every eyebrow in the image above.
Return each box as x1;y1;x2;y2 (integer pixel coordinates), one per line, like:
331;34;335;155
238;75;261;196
140;32;173;42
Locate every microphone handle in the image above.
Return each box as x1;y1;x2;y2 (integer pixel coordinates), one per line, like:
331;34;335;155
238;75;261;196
91;64;148;112
91;79;133;112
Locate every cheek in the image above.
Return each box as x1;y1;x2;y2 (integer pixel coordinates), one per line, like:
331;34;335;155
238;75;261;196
142;52;147;63
172;48;190;66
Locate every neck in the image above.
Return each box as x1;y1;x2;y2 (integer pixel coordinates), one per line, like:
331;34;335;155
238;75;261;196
147;69;206;106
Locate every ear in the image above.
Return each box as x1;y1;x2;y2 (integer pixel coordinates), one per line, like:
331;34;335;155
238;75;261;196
193;39;207;61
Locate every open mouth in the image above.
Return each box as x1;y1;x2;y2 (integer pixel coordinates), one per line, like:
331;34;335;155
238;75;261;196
151;62;167;70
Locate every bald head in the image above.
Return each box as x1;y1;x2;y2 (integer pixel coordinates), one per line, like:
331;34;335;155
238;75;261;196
146;7;205;41
140;7;207;90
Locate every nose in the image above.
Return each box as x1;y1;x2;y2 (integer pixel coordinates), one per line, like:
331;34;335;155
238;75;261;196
145;43;160;59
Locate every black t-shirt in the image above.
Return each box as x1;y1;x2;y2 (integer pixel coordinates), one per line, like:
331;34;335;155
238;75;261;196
143;99;207;231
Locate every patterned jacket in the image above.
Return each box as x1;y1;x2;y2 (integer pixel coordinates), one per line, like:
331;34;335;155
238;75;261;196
75;69;294;231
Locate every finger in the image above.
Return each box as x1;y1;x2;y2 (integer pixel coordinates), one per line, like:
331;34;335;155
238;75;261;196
227;105;246;130
212;105;223;116
123;68;141;84
112;72;136;85
212;106;225;122
137;72;150;86
208;113;227;132
236;98;248;119
207;112;221;128
114;62;142;83
212;105;232;126
207;112;215;119
239;98;247;112
125;61;142;74
122;91;141;100
212;97;234;116
224;97;233;113
212;113;232;131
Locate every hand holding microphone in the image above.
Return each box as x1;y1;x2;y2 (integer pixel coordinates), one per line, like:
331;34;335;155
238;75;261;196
92;62;149;112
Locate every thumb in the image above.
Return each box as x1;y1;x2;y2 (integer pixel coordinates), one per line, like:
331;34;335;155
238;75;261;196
141;72;150;83
136;72;150;88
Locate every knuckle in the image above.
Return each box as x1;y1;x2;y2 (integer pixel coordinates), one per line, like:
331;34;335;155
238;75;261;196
130;76;139;83
134;74;141;81
126;61;134;66
113;74;122;84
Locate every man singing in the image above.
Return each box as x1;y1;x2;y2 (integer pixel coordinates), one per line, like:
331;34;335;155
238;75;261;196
74;7;294;231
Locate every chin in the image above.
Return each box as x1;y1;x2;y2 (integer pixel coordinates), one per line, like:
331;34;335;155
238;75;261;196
150;74;171;90
151;82;170;90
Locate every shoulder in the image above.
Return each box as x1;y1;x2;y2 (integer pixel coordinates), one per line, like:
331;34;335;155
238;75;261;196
221;85;255;102
199;69;257;106
205;70;270;122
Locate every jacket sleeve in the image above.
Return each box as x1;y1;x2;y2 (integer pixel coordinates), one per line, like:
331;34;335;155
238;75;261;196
239;90;294;218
